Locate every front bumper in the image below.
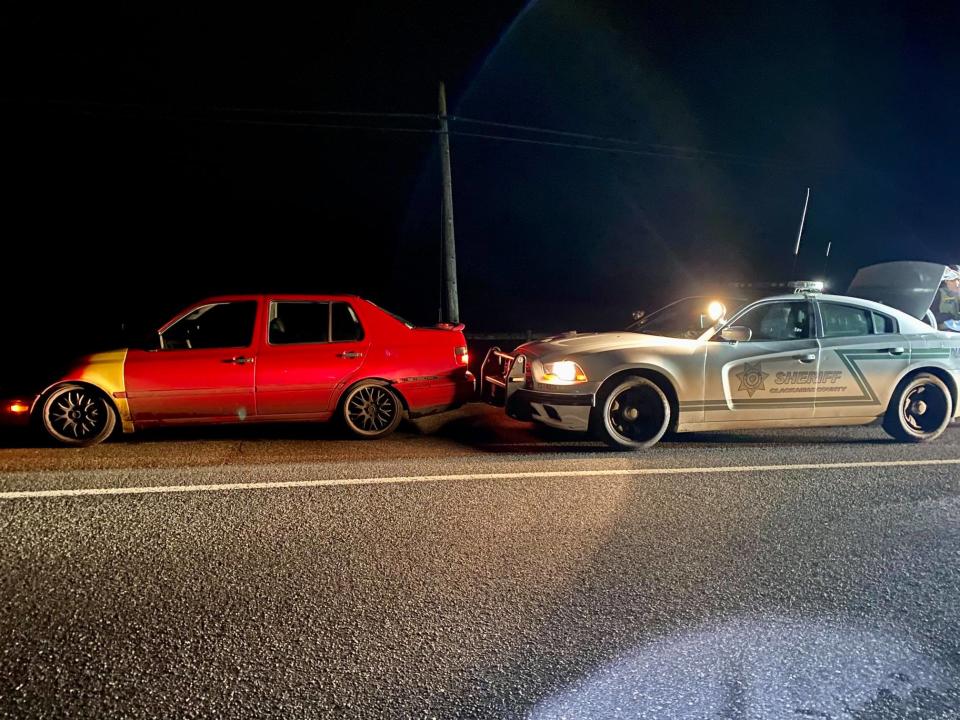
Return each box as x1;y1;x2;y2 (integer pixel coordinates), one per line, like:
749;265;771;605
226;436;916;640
506;388;594;431
481;347;595;431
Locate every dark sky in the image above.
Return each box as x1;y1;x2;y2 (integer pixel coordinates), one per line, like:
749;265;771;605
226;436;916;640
2;1;959;383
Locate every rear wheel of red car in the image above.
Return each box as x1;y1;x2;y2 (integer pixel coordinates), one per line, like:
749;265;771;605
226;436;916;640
342;381;403;439
42;384;117;447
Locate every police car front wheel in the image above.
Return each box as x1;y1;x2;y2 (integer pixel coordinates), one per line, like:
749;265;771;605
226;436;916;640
593;376;671;450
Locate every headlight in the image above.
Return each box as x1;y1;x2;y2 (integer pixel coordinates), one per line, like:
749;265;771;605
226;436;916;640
535;360;588;384
707;301;726;322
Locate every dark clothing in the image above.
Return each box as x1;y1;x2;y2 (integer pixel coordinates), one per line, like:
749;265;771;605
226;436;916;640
935;287;960;330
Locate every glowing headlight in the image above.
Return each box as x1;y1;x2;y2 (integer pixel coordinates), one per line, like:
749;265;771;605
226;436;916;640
707;301;726;322
537;360;588;384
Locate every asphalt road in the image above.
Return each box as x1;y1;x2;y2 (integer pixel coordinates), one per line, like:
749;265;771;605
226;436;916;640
2;406;960;719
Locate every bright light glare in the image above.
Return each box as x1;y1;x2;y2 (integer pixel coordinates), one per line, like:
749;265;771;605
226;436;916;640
707;301;726;322
7;402;29;414
530;615;950;720
550;361;579;381
541;361;587;383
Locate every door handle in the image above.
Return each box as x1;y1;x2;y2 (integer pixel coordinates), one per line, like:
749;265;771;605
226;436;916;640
337;351;363;359
223;356;254;365
887;347;906;356
794;353;817;363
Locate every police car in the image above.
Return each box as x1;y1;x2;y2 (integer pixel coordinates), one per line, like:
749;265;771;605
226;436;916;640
481;262;960;449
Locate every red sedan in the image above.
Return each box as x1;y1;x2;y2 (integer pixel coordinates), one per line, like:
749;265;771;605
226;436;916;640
27;295;475;446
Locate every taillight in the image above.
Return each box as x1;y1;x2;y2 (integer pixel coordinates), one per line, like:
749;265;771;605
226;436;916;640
454;345;469;365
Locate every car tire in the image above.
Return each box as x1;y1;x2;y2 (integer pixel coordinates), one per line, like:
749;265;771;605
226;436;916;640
882;372;953;443
341;381;403;439
593;376;671;450
41;384;117;447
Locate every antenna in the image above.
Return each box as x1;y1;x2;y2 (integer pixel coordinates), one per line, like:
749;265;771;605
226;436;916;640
791;187;811;275
821;240;832;276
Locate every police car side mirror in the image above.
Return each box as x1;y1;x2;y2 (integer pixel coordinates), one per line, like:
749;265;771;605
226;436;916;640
720;326;752;342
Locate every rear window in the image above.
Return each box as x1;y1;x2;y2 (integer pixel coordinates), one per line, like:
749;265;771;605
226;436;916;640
367;300;414;328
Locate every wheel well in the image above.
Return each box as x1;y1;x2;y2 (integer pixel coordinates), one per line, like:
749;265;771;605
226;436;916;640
598;369;680;432
335;378;411;415
899;367;959;412
35;382;122;427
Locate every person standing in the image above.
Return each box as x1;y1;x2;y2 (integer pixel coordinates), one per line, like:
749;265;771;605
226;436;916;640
935;265;960;331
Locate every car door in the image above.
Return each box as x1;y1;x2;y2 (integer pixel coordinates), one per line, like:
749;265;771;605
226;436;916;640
813;301;912;420
255;299;370;417
702;299;818;423
124;300;260;422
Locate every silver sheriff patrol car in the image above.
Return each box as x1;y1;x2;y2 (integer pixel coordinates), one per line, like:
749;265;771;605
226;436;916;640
481;261;960;449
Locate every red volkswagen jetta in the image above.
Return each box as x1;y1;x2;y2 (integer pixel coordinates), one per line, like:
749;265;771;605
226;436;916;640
30;295;475;446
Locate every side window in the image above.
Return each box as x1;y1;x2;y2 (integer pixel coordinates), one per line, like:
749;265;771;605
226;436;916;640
269;302;330;345
730;301;812;341
872;311;897;335
331;302;364;342
820;303;885;338
161;302;257;350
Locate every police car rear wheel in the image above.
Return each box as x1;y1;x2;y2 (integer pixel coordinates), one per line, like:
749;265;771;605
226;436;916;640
595;376;671;449
883;373;952;443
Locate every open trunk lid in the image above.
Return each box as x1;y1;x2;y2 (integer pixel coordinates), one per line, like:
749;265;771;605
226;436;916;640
847;261;947;319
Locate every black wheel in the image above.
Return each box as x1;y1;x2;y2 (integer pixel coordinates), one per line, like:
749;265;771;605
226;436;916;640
342;382;403;439
42;384;117;447
883;373;953;443
593;376;671;449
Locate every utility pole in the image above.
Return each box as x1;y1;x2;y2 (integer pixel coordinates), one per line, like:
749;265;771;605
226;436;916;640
438;81;460;324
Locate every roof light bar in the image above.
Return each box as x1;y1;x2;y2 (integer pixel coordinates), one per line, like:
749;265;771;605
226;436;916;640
789;280;825;293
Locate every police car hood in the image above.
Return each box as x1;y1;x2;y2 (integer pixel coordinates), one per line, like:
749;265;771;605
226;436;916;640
847;261;947;319
521;331;691;358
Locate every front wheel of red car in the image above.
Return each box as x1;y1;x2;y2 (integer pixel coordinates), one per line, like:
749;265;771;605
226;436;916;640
342;381;403;439
42;384;117;447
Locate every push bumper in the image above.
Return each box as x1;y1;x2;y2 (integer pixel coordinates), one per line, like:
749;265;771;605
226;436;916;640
479;346;517;407
481;347;594;431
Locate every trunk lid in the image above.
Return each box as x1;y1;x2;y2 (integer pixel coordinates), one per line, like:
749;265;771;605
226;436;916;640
847;261;947;319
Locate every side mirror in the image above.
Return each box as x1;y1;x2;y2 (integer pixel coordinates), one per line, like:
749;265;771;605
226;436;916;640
720;326;752;343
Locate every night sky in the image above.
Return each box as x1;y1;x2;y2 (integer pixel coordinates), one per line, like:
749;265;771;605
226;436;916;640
2;2;958;387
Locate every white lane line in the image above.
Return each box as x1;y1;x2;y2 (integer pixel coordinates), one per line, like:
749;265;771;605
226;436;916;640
1;457;958;500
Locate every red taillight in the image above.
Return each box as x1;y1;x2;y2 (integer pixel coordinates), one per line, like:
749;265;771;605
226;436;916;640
7;401;29;414
454;346;469;365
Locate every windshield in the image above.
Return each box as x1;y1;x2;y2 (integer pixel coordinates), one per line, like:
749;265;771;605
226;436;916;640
627;296;750;339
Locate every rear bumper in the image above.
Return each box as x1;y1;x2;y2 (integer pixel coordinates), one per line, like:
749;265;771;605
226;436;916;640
403;371;476;418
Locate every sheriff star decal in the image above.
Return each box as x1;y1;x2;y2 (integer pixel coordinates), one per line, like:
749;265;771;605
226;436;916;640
736;361;769;397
